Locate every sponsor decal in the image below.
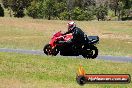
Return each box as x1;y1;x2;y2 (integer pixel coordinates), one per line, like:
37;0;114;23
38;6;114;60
76;65;131;85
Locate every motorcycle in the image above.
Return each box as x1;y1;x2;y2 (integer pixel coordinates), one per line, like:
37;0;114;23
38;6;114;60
43;31;99;59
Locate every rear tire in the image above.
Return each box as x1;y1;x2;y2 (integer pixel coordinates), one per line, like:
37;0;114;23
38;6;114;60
82;45;98;59
43;44;59;56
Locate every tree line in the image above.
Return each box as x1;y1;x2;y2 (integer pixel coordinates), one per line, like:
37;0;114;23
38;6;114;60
0;0;132;21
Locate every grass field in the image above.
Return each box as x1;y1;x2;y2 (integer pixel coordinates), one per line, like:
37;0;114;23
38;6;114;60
0;52;132;88
0;17;132;88
0;17;132;56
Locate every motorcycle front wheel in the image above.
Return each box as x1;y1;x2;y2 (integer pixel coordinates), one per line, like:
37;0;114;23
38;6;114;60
43;44;59;56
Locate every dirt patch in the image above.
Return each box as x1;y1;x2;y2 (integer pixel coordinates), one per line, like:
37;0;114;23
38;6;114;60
0;78;22;88
100;32;132;40
0;18;66;31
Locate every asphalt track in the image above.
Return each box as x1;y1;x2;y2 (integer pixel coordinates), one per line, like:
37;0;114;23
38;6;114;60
0;48;132;63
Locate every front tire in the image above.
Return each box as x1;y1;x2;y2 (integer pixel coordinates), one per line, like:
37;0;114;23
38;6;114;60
43;44;59;56
82;45;98;59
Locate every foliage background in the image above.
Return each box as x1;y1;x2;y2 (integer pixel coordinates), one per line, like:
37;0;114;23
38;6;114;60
1;0;132;21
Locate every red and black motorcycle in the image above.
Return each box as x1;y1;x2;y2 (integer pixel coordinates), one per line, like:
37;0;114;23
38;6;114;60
43;31;99;59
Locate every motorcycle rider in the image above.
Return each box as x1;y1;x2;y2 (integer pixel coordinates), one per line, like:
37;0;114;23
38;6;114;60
58;21;85;50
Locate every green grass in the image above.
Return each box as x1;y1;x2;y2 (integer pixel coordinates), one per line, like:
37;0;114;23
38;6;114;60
99;38;132;56
0;25;46;49
0;52;132;88
0;17;132;56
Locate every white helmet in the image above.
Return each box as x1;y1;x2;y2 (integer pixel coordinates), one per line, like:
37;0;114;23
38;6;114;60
67;21;76;31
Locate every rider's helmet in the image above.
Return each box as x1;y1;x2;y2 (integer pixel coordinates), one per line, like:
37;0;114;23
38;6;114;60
67;21;76;31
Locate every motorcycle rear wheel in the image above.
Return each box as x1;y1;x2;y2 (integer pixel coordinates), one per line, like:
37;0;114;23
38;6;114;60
82;45;98;59
43;44;59;56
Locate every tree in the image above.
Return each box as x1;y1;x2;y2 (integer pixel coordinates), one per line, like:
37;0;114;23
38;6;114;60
83;6;95;20
43;0;56;20
121;0;132;9
70;6;94;21
27;0;57;20
27;1;45;19
0;4;4;17
66;0;74;20
72;0;95;8
95;4;108;21
108;0;119;16
59;11;69;20
2;0;33;17
2;0;13;17
82;0;96;7
116;1;125;20
109;0;132;19
71;7;82;20
54;2;67;19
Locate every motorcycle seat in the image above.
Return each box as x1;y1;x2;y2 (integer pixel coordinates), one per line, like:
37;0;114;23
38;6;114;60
88;36;99;44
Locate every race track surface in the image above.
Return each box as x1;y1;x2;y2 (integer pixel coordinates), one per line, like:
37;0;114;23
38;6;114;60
0;48;132;63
